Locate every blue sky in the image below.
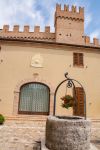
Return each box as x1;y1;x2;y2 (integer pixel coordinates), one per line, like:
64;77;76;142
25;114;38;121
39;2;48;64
0;0;100;41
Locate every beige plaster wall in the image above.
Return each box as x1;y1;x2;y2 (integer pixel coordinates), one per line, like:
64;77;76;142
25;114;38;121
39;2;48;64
0;42;100;119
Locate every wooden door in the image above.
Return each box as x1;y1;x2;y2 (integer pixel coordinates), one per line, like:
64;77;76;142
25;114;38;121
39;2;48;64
73;87;85;117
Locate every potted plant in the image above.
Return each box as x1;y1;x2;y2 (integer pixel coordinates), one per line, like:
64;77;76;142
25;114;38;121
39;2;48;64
61;95;74;109
0;114;5;125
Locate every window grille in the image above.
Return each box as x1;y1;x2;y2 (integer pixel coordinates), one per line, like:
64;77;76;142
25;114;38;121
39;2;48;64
19;82;50;115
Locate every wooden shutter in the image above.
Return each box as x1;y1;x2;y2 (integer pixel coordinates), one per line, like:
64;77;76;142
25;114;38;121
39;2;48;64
73;53;84;66
73;53;78;66
79;53;83;66
73;87;85;117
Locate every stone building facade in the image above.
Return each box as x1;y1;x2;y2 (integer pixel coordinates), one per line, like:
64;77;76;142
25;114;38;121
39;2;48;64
0;4;100;119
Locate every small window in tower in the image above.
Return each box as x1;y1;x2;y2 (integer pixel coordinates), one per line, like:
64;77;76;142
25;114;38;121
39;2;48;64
73;53;84;67
0;59;3;63
59;33;62;36
70;33;71;37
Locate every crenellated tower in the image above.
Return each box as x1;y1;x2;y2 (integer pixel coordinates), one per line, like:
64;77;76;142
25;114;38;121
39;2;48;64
55;4;84;44
0;4;99;47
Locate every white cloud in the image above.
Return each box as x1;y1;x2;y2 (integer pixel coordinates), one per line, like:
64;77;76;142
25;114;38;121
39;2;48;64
85;13;92;29
0;0;99;40
89;30;100;41
0;0;41;30
0;0;56;32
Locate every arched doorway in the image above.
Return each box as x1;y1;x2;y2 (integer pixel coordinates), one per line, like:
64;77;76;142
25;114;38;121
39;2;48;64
18;82;50;115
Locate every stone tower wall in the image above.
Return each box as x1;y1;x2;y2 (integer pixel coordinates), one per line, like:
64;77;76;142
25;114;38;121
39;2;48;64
55;4;84;44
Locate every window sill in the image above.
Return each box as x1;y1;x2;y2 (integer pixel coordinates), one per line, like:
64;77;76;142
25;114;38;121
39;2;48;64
73;65;84;68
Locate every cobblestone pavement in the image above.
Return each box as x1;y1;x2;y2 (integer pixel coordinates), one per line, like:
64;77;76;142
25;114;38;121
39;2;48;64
0;120;100;150
0;120;45;150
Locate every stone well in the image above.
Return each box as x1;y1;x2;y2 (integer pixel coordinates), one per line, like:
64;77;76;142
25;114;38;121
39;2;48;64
45;116;91;150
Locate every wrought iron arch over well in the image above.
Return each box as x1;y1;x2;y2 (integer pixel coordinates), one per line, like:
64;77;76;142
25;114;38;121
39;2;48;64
18;82;50;115
53;72;86;119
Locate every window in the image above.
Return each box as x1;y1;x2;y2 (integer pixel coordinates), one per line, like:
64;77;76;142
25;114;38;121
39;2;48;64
18;82;50;115
73;53;84;66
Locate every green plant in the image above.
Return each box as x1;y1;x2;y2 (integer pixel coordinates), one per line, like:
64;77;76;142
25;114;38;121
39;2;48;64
61;95;74;109
0;114;5;124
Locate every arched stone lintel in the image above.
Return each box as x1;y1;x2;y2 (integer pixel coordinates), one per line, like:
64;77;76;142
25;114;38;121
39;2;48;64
14;78;55;94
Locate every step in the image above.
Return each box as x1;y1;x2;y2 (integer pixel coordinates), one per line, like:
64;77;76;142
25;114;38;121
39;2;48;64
5;115;48;121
